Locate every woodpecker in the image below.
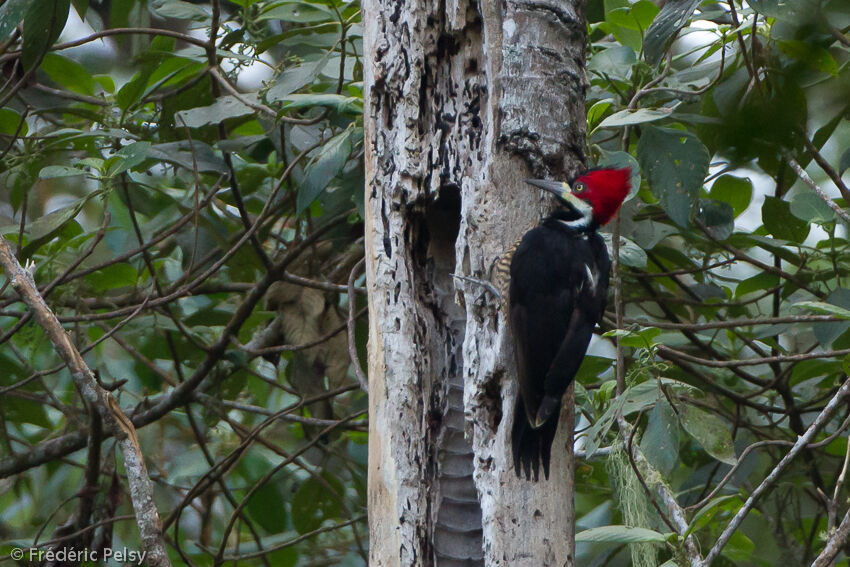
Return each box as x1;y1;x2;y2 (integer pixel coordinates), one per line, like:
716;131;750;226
505;168;631;480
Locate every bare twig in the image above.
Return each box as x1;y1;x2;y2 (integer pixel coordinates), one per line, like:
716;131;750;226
348;258;368;392
812;505;850;567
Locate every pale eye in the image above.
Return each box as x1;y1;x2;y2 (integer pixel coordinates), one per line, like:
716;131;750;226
573;182;586;193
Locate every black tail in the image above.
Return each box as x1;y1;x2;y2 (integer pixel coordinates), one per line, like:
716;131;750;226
511;396;560;481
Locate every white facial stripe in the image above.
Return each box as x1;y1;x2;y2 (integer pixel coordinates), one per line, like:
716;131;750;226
560;218;590;229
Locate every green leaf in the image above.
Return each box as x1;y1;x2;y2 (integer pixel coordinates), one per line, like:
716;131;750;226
575;355;614;383
640;399;679;476
0;108;26;137
297;129;354;214
175;96;255;128
150;0;209;21
266;54;331;102
709;175;752;217
278;93;363;114
291;473;343;534
596;107;675;130
680;405;736;465
587;99;614;130
602;326;660;348
22;0;71;70
696;198;734;240
257;1;333;22
790;192;835;225
148;141;228;174
40;53;96;96
642;0;701;66
38;165;86;178
246;481;287;533
761;196;810;243
735;273;778;298
2;397;51;428
0;0;29;41
86;264;138;293
778;40;838;76
106;141;151;176
637;126;710;226
798;291;850;346
685;495;738;537
576;525;672;543
588;45;636;83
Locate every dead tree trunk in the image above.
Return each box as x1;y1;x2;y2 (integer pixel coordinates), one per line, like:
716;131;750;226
363;1;587;565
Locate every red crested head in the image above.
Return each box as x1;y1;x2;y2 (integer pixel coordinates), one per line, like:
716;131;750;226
573;168;631;226
525;167;631;229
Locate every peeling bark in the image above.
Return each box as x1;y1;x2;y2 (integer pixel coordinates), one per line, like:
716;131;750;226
364;1;587;565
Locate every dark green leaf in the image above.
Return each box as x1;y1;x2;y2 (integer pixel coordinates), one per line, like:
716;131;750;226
297;129;354;214
0;108;26;137
257;1;333;22
637;126;710;226
22;0;71;70
40;53;96;95
148;141;228;174
839;148;850;176
643;0;701;66
291;473;343;534
778;40;838;76
86;264;139;293
278;93;363;114
246;481;287;533
266;55;330;102
2;397;51;428
150;0;209;21
801;290;850;347
0;0;29;40
680;405;736;465
106;142;151;176
641;399;679;475
709;175;752;217
696;198;734;240
735;273;778;298
175;96;255;128
761;197;810;243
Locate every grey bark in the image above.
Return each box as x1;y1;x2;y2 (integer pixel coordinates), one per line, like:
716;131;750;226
363;1;587;566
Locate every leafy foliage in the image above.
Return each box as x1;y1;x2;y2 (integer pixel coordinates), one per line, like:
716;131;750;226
578;0;850;564
0;1;367;565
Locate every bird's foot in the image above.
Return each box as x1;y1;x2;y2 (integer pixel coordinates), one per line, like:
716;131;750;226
450;273;502;301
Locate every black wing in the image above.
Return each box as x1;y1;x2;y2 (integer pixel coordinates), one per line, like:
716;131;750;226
509;227;609;479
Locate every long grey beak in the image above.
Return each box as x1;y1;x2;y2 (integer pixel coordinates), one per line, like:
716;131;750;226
525;179;571;200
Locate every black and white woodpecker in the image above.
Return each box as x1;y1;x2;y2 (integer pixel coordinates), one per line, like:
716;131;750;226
498;168;632;481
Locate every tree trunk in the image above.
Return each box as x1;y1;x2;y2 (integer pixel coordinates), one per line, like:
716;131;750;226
363;1;587;565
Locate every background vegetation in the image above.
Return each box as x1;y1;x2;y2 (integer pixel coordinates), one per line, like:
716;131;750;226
0;0;850;565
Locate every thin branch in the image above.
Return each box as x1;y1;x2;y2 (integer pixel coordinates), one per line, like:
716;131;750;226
348;258;368;393
787;157;850;225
